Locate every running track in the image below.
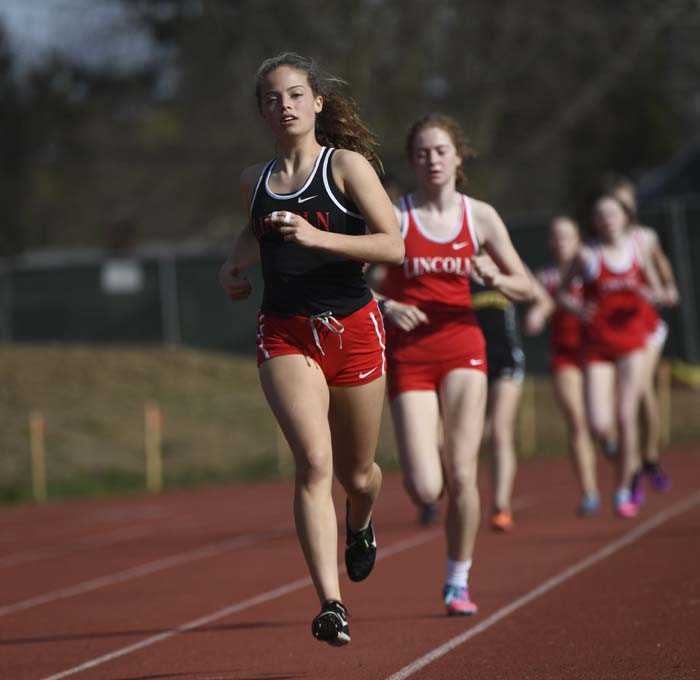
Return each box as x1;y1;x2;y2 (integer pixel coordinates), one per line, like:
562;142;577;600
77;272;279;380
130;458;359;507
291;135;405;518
1;445;698;680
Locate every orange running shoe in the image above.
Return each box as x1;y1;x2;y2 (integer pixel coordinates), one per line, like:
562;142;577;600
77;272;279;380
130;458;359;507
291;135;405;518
491;510;514;532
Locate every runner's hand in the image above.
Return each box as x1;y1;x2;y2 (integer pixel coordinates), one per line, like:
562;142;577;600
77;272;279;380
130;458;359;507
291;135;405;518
381;300;429;332
266;211;321;249
218;262;252;300
470;253;502;289
523;307;547;336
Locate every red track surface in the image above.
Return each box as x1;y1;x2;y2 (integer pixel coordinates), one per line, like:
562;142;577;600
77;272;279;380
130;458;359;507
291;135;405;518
1;445;698;680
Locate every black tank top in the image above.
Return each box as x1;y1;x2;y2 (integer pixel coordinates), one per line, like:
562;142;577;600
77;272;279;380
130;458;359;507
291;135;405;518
250;147;372;317
471;280;522;351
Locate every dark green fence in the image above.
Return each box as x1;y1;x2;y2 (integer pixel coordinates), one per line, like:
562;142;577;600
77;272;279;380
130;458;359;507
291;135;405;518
1;197;698;371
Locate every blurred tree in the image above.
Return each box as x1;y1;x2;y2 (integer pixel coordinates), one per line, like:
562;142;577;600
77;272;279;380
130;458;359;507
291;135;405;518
1;0;699;254
0;24;23;255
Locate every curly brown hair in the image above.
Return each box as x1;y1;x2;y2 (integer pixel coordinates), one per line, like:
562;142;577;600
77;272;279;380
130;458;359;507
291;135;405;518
255;52;382;173
405;114;476;191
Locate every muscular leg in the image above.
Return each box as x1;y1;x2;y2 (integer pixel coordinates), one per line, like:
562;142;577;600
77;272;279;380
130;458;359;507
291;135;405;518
584;361;617;447
553;367;598;497
616;350;647;489
489;377;522;513
329;376;386;532
389;391;443;508
438;369;487;561
639;339;664;463
259;355;338;605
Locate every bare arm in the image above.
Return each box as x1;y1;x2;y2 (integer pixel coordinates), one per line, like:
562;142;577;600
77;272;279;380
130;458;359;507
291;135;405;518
647;232;679;305
471;200;533;302
557;250;588;318
270;150;404;265
523;268;556;336
218;164;264;300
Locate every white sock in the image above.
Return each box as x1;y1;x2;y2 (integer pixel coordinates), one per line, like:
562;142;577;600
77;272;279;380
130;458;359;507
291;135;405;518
446;558;472;588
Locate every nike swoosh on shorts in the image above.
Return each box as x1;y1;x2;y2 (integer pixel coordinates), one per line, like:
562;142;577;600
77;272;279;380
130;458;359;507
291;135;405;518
358;367;377;379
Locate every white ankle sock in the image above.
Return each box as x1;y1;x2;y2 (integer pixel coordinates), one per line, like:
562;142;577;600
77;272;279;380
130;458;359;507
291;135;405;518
446;558;472;588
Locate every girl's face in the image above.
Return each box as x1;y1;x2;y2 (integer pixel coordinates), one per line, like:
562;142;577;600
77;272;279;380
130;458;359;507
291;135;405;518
613;185;636;216
410;126;461;189
258;66;323;138
592;197;628;242
549;217;579;263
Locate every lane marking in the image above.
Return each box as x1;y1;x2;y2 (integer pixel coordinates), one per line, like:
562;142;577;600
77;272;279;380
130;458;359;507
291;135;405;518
385;489;700;680
41;530;442;680
0;529;290;618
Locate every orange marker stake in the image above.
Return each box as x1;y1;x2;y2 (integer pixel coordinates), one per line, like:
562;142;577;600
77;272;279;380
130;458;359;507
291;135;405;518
145;401;164;493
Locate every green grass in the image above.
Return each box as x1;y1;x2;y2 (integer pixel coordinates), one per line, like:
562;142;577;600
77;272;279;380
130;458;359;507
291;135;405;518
1;344;698;505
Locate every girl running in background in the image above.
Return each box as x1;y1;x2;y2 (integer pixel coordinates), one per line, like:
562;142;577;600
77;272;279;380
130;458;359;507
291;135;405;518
218;53;404;646
558;193;666;517
525;216;600;517
471;265;525;532
378;114;532;615
603;174;679;497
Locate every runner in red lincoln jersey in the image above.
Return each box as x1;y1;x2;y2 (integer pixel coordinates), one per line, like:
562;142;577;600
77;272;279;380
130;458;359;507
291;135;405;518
525;216;600;516
603;174;679;498
558;193;666;518
376;114;533;616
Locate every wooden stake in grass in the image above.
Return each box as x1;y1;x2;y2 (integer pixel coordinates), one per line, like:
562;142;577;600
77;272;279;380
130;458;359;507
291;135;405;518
145;401;164;493
517;377;537;457
658;359;672;446
29;411;47;503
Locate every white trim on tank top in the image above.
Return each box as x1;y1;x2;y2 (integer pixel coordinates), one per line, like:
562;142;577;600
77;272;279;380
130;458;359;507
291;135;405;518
398;196;410;238
264;146;326;200
321;149;363;219
463;195;479;250
599;237;636;274
406;193;465;244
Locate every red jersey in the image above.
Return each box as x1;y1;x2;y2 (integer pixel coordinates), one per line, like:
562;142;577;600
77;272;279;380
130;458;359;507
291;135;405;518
381;194;484;364
582;238;648;358
538;265;583;353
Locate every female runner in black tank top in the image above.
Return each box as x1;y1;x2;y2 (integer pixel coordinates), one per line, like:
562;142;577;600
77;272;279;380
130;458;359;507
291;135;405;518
218;53;403;647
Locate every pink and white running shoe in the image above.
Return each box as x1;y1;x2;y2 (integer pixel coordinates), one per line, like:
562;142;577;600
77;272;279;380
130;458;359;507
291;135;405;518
614;489;639;518
443;585;478;616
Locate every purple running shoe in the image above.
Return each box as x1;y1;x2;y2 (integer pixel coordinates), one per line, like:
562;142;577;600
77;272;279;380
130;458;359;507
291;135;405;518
644;461;671;492
630;471;646;506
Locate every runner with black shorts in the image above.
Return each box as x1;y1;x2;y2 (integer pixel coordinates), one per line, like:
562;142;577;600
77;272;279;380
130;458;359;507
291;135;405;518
218;53;403;646
471;276;525;532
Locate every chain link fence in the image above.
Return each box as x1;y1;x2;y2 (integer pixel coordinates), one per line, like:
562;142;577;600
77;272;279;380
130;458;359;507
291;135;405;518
1;197;699;371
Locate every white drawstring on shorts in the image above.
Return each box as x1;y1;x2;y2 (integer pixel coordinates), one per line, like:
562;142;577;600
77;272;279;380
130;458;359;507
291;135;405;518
309;311;345;356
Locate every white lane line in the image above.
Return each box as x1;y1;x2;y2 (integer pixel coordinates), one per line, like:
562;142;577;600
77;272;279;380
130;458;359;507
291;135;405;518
41;529;443;680
0;529;290;618
385;489;700;680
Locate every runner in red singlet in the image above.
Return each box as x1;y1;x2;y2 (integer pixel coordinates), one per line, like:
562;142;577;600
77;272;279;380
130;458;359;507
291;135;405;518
218;53;404;646
525;216;600;516
376;114;533;616
558;193;666;518
603;175;679;497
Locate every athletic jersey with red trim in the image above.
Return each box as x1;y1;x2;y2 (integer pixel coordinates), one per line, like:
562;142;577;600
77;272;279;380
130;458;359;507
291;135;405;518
582;238;648;354
630;226;661;334
538;265;583;352
381;193;484;363
250;146;372;318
